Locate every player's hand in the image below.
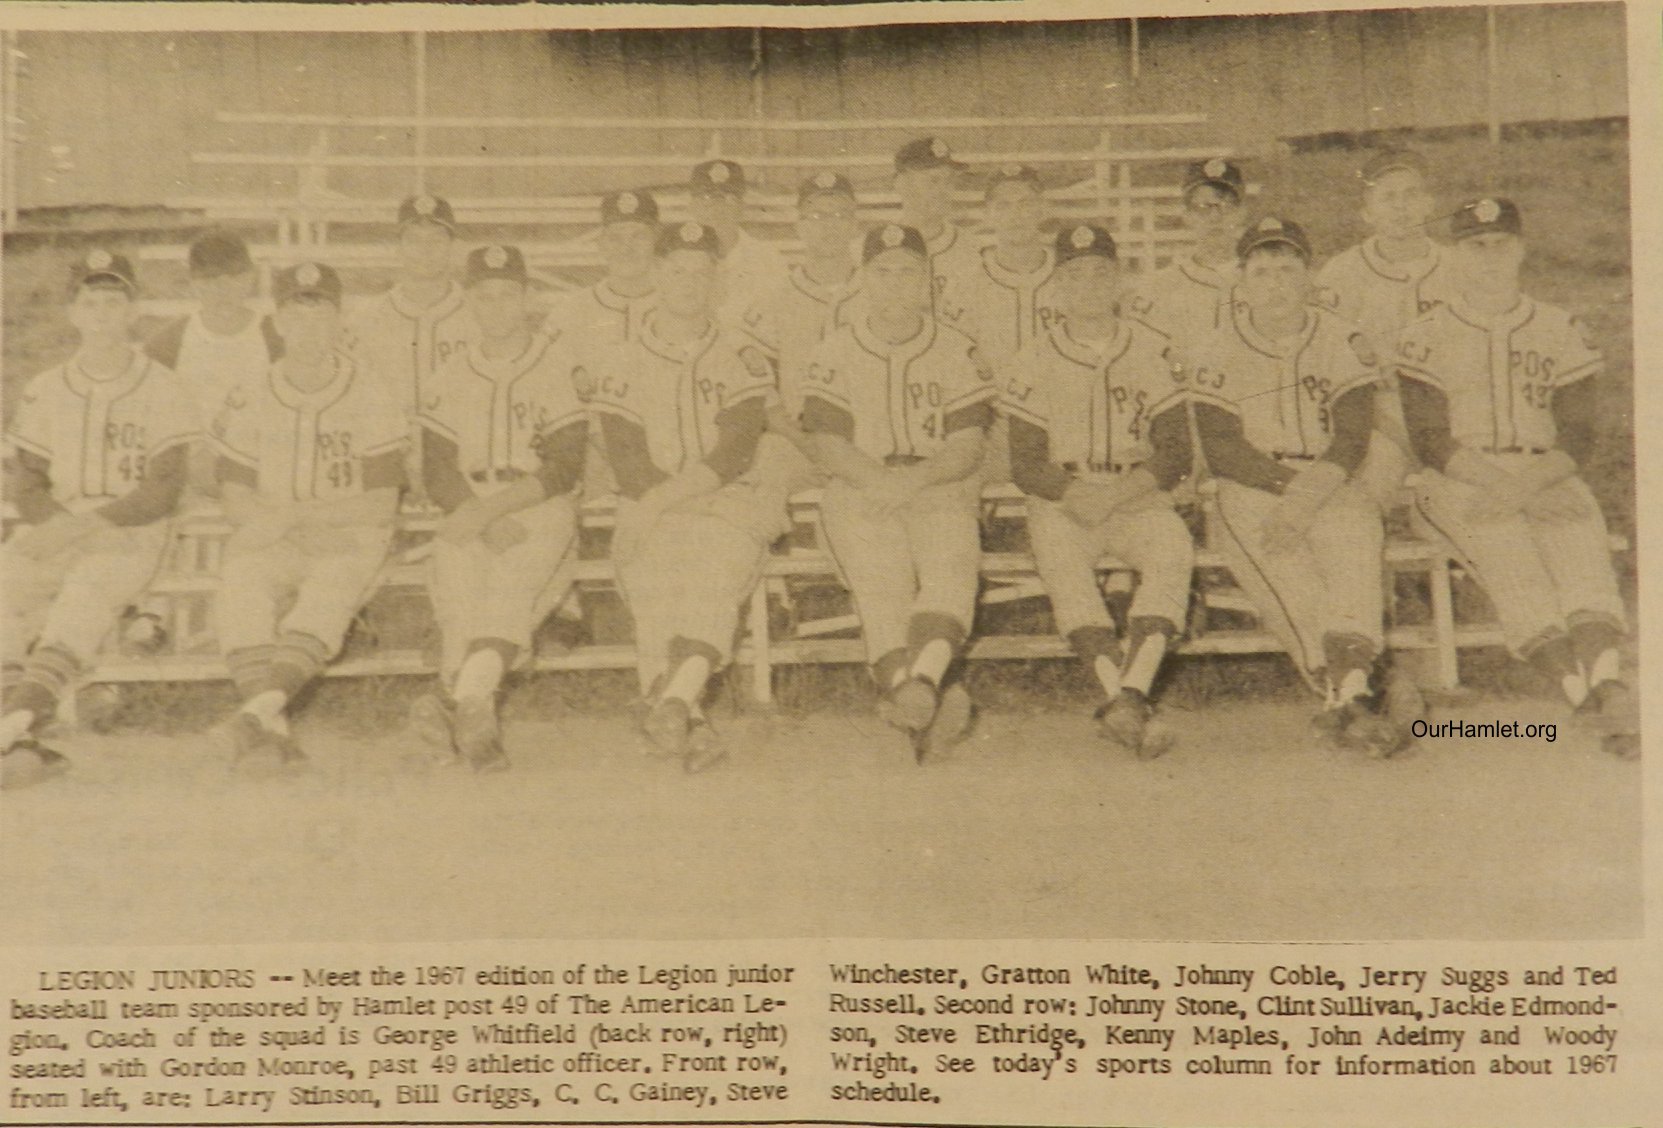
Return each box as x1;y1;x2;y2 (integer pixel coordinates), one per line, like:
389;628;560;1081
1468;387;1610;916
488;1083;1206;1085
481;516;528;554
1522;488;1592;524
10;513;101;561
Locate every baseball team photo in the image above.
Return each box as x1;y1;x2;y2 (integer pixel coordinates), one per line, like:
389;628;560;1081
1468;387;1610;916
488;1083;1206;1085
0;4;1641;944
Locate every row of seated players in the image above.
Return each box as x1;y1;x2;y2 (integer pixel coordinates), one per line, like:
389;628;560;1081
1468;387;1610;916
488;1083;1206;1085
0;141;1635;788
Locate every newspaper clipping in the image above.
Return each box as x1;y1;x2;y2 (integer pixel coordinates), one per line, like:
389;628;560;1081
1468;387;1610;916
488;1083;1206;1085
0;1;1656;1125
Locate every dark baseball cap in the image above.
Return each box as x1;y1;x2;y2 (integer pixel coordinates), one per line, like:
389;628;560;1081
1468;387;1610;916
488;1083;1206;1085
1360;148;1430;185
1449;196;1522;240
894;137;964;175
601;189;659;226
1183;157;1245;199
464;244;529;286
188;230;254;278
798;171;856;207
862;223;928;264
689;159;746;198
1054;223;1117;266
1236;216;1312;261
398;193;456;232
273;261;343;306
656;221;721;257
71;249;138;295
985;163;1043;199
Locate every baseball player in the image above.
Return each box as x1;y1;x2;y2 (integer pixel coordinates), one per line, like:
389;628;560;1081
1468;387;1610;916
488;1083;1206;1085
585;221;786;772
801;223;996;760
345;194;476;497
547;189;660;349
686;159;790;324
892;137;981;326
1002;225;1193;756
1123;158;1249;354
406;245;589;771
210;262;407;773
738;171;863;479
1168;217;1411;755
1395;197;1635;756
1314;148;1457;509
0;251;198;790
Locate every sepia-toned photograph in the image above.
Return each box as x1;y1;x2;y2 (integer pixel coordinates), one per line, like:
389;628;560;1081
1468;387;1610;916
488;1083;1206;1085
0;3;1640;948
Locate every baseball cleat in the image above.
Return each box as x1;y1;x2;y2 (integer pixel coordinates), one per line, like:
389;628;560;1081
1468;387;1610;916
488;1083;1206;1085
408;693;457;750
683;716;728;775
229;712;307;777
916;682;975;764
0;739;71;791
643;697;693;759
453;698;508;774
877;676;938;734
1311;701;1356;745
1340;708;1412;760
1580;681;1639;758
1095;690;1171;759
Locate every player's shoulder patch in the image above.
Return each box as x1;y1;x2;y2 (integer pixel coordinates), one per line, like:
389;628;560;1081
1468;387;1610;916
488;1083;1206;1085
1345;330;1379;369
1312;285;1341;313
1569;314;1600;352
966;343;995;383
570;365;597;402
738;344;774;382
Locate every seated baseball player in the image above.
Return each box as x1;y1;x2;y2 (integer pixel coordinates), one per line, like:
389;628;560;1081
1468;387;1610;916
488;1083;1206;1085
0;251;198;790
1001;225;1194;758
408;245;589;772
1168;217;1413;756
585;222;787;773
210;262;407;774
686;159;789;325
1314;149;1458;510
1396;197;1636;757
1123;158;1248;353
801;223;996;761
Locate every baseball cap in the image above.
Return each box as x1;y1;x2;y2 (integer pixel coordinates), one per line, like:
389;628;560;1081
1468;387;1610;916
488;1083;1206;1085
894;137;965;175
689;160;746;198
601;189;659;226
862;223;928;264
656;221;721;257
1449;196;1522;240
397;193;456;232
1236;216;1312;261
1360;148;1430;185
188;230;254;278
798;171;856;207
71;249;138;295
464;244;529;286
1054;223;1117;266
1183;157;1245;199
985;163;1043;199
272;261;343;306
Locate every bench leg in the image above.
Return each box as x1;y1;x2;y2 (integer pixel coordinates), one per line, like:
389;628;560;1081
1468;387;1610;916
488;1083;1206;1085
746;580;773;706
1428;556;1459;690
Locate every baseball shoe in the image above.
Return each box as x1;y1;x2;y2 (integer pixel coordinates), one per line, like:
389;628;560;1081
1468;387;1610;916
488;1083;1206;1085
1311;701;1356;745
229;712;307;777
877;676;938;734
0;739;70;791
643;697;693;759
407;693;458;752
1581;681;1639;759
1095;690;1173;759
454;698;508;774
683;716;727;775
915;682;975;764
1339;707;1412;760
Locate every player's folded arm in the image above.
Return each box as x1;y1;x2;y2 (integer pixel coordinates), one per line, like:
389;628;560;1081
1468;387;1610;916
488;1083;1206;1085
1397;375;1460;473
596;412;669;501
533;417;590;498
1007;415;1072;502
419;428;476;515
3;447;69;524
362;447;409;493
703;395;769;485
1319;384;1373;476
1193;401;1297;494
1551;377;1597;473
1145;406;1194;492
94;443;189;527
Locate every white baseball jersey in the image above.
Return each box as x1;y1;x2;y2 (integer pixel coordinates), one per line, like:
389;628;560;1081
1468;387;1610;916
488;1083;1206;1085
738;265;862;415
586;314;777;476
1187;302;1376;459
924;221;985;329
1394;295;1600;452
1000;318;1180;470
544;279;656;356
952;245;1061;370
419;332;587;493
145;310;284;420
1123;255;1237;352
1314;238;1457;352
212;351;407;502
716;230;792;325
803;317;995;461
345;282;477;415
6;350;199;513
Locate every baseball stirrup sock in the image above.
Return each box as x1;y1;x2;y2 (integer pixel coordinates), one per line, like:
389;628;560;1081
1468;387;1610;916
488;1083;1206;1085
872;648;911;692
240;690;290;733
663;637;722;705
454;638;519;703
1522;629;1586;708
226;644;278;701
0;710;37;750
8;644;82;727
1567;616;1623;690
906;612;967;687
1067;626;1124;699
270;631;331;699
1321;632;1377;705
1121;617;1176;697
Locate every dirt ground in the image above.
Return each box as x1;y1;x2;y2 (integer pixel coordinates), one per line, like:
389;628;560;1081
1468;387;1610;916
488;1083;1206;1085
0;696;1638;946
